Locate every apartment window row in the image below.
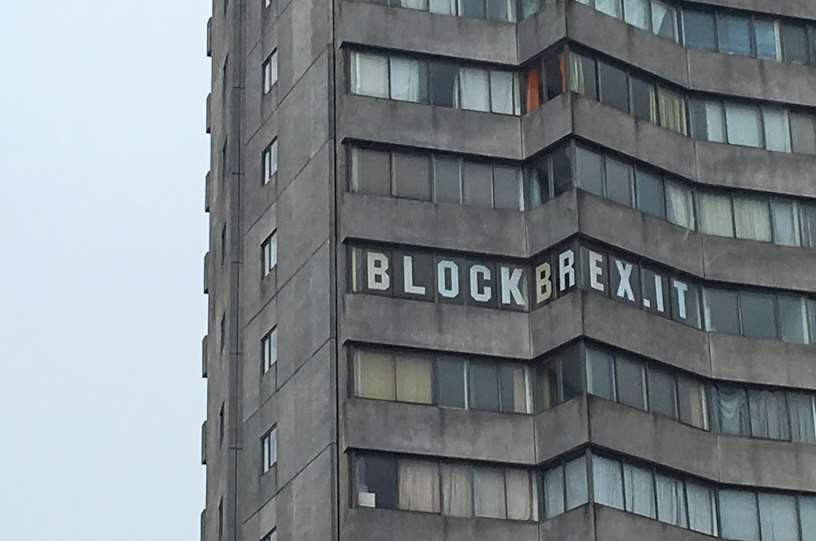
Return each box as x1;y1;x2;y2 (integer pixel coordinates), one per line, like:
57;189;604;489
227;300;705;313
262;50;278;94
352;347;531;413
261;426;277;475
578;0;816;67
354;453;539;521
263;139;278;185
523;48;816;154
354;0;543;21
539;142;816;248
350;50;521;115
261;328;277;376
542;341;816;444
544;452;816;541
349;144;524;210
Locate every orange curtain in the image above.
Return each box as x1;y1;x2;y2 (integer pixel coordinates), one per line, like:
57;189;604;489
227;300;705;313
525;68;541;113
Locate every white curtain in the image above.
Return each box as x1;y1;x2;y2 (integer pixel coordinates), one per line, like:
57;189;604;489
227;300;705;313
749;390;790;441
759;494;799;541
395;355;433;404
686;482;717;535
665;180;694;229
565;457;589;510
656;474;687;527
763;107;792;152
544;466;565;518
355;350;395;400
429;0;455;14
592;455;624;510
351;52;389;98
704;101;726;142
788;393;816;444
441;463;473;517
623;464;656;519
734;196;772;241
720;490;761;541
569;53;587;95
459;68;490;112
623;0;649;30
474;467;507;519
506;469;534;521
399;459;440;513
698;191;734;237
726;103;763;148
490;70;514;114
389;57;423;103
772;200;799;246
717;387;750;436
800;497;816;541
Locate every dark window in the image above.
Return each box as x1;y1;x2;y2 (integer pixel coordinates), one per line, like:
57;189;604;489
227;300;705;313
459;0;486;19
740;292;777;339
683;10;717;51
778;296;808;344
430;61;459;107
493;165;521;210
552;146;573;196
526;156;550;207
598;61;629;113
351;147;391;196
790;113;816;155
543;53;564;100
575;147;604;197
469;362;500;411
392;152;431;201
436;356;466;408
712;386;751;436
782;23;809;64
587;348;615;400
630;75;657;123
648;367;677;419
433;156;462;204
499;364;528;413
705;288;740;335
462;161;493;208
615;355;646;410
562;357;584;402
605;158;634;207
635;170;665;218
356;455;398;509
718;14;753;56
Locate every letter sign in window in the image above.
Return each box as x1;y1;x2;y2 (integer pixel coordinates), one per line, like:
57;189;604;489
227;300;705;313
558;250;576;293
672;280;689;321
611;258;639;305
393;253;433;301
588;250;606;293
469;264;494;305
366;251;391;293
437;259;462;302
535;261;553;306
500;266;528;309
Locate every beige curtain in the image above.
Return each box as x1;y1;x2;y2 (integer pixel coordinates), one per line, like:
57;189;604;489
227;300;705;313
442;463;473;517
399;459;440;513
658;86;687;135
355;350;395;400
395;355;433;404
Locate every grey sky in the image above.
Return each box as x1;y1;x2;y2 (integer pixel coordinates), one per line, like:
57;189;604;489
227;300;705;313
0;2;209;539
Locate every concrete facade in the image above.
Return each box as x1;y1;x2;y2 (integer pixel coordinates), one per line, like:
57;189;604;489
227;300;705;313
202;0;816;540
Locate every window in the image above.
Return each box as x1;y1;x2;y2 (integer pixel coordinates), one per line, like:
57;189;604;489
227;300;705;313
749;389;790;440
474;467;507;518
575;147;604;197
635;169;665;218
778;296;809;344
657;86;686;134
598;61;629;113
261;328;277;375
433;156;461;204
690;99;725;143
791;113;816;154
623;0;649;31
389;57;428;103
759;494;799;541
665;179;695;229
718;14;753;56
648;366;677;418
356;455;398;509
595;0;621;18
458;0;485;18
399;459;440;512
804;204;816;248
552;145;573;197
605;158;634;207
734;196;772;242
788;393;816;444
544;464;565;518
677;375;707;429
436;356;466;408
487;0;515;22
740;292;777;339
719;490;760;541
630;75;657;123
395;354;433;404
459;67;489;112
351;52;389;98
697;191;734;238
586;348;615;401
469;362;500;411
261;232;277;277
726;103;762;148
623;463;656;518
705;288;740;335
592;455;624;509
263;139;278;184
506;468;536;520
492;165;522;210
568;52;598;100
651;0;676;41
355;350;395;400
441;463;472;517
544;52;566;100
500;364;529;413
782;23;810;64
771;199;800;246
683;10;717;51
490;70;516;115
262;50;278;94
394;0;429;11
350;146;391;196
763;107;792;152
430;61;459;107
565;457;589;510
261;427;277;474
615;355;646;410
462;161;493;208
656;474;687;527
392;152;431;201
713;385;750;436
755;20;781;60
687;482;718;535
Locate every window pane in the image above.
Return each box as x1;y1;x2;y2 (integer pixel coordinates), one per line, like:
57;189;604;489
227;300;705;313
469;362;500;411
355;350;395;400
430;61;459;107
544;465;565;518
394;0;429;9
631;75;658;123
623;0;649;30
357;455;398;509
586;348;615;401
519;0;540;19
782;23;809;64
436;356;466;408
623;463;656;519
789;393;816;444
459;68;490;112
552;145;573;196
441;463;473;517
791;113;816;154
677;375;707;429
734;196;772;242
705;288;741;335
690;99;726;142
698;191;735;238
720;490;760;541
803;497;816;541
459;0;486;18
779;296;809;344
605;159;634;207
486;0;514;21
434;156;462;204
474;467;507;519
506;469;534;520
596;0;621;18
763;107;792;152
657;86;687;134
592;455;624;509
758;494;799;541
576;147;604;197
398;459;440;512
740;292;777;339
390;57;428;103
462;161;493;207
429;0;455;14
351;52;389;98
616;355;646;410
726;103;763;148
714;386;751;436
526;155;549;208
350;147;391;196
500;364;529;413
395;355;433;404
684;10;717;51
563;356;584;402
687;482;717;535
392;152;431;201
719;15;753;56
490;70;515;114
648;367;677;418
568;53;598;100
651;0;677;40
635;170;665;218
665;179;695;229
749;389;790;441
598;61;629;113
755;20;781;60
493;165;522;210
566;457;589;510
772;199;800;246
543;53;565;100
656;474;687;527
804;204;816;248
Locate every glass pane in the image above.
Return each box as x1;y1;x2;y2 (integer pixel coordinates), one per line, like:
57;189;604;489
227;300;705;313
474;467;507;519
441;463;473;517
568;53;598;100
726;103;763;148
395;0;429;9
623;464;656;519
490;70;515;114
486;0;514;21
616;355;646;410
719;14;753;56
429;0;456;14
459;68;490;112
462;161;493;207
565;457;589;510
399;459;440;512
519;0;540;19
698;191;735;238
500;364;528;413
355;350;395;400
804;204;816;248
690;99;726;142
740;292;777;339
390;57;428;103
749;389;790;441
657;86;687;134
586;348;615;401
592;455;624;509
543;53;565;100
687;482;717;535
719;490;760;541
544;465;565;518
788;393;816;444
803;497;816;541
635;170;665;218
493;165;522;210
598;61;630;113
436;356;466;408
552;145;573;196
656;474;687;527
392;152;431;201
684;10;717;51
648;367;677;419
506;469;534;520
395;355;433;404
705;288;741;335
734;196;772;242
357;455;398;509
526;156;549;207
605;158;634;207
631;75;658;123
430;61;459;107
596;0;621;18
434;156;462;204
755;20;781;60
576;147;604;197
714;386;751;436
763;107;792;152
351;52;389;98
563;356;584;402
458;0;485;18
677;375;707;429
469;362;500;411
782;23;809;64
623;0;649;30
779;296;809;344
791;113;816;155
651;0;677;40
665;179;695;229
350;147;391;196
772;199;800;246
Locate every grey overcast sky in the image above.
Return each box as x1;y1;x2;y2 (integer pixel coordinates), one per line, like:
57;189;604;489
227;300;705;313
0;2;209;539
